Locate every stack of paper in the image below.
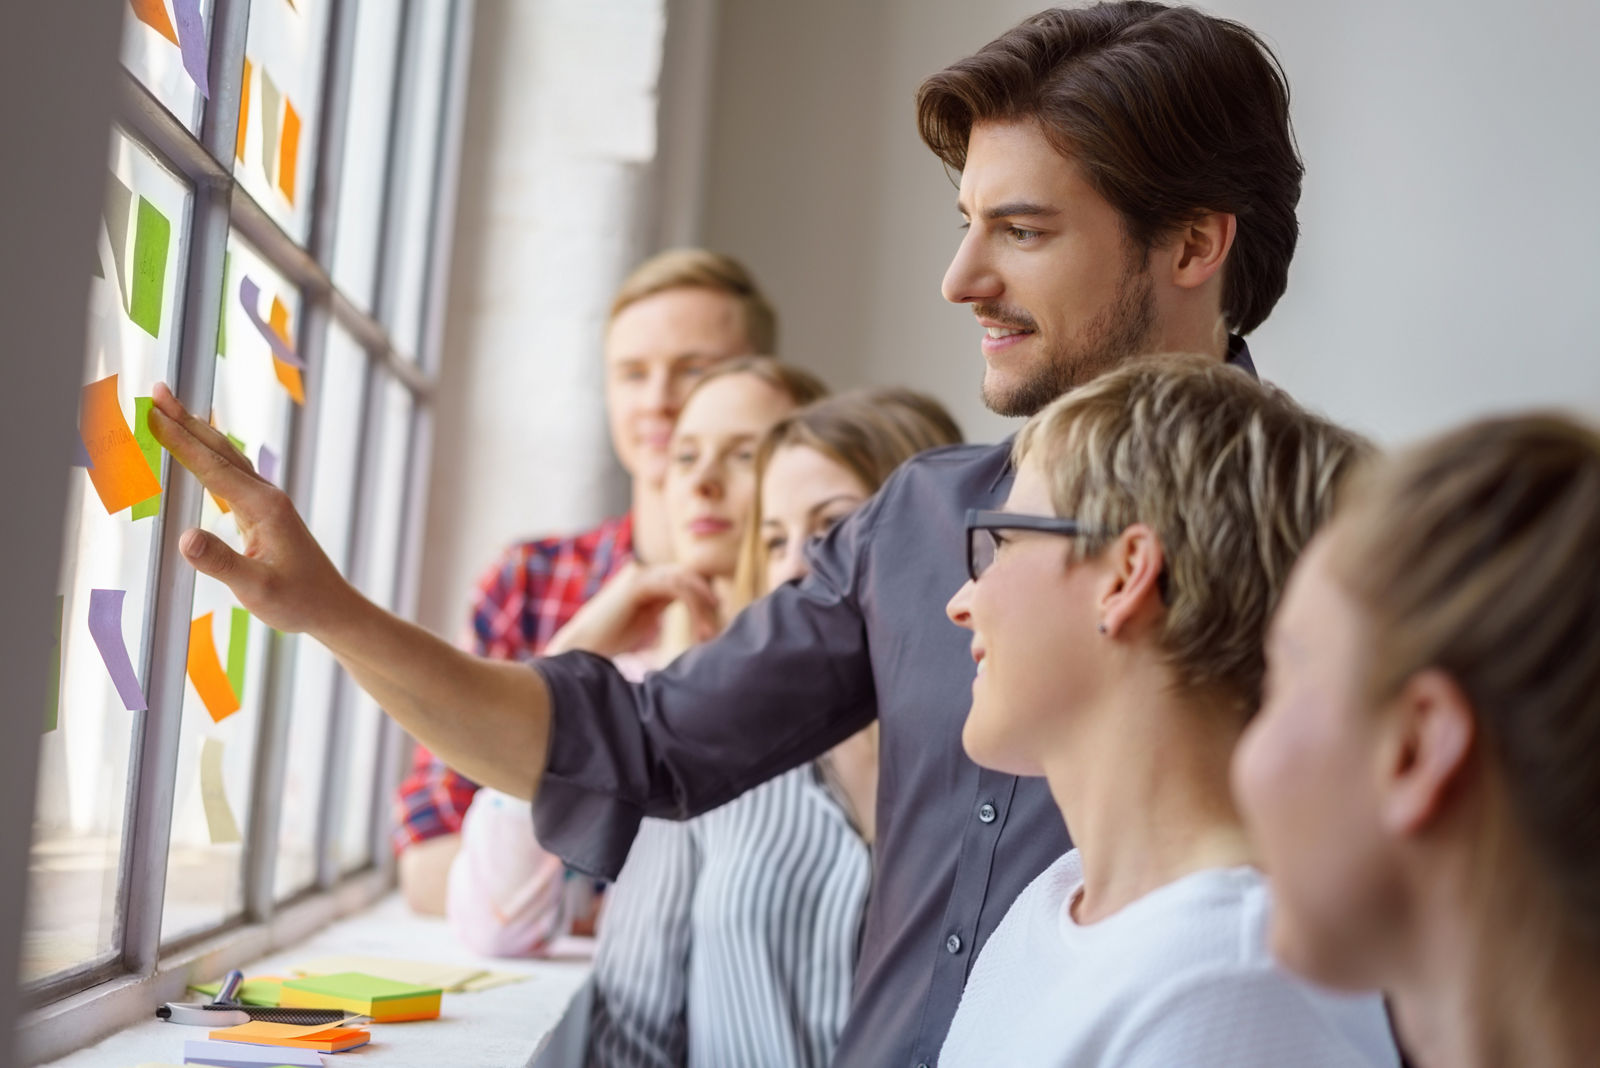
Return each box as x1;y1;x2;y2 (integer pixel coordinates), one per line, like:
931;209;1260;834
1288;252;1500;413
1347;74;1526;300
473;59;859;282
182;1036;326;1066
280;972;441;1022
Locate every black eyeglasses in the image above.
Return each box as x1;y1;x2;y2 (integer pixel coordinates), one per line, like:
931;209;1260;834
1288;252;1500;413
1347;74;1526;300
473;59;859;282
964;509;1101;582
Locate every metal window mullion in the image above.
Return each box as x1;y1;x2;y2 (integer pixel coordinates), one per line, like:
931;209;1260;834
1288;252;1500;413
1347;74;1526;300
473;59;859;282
313;352;381;887
367;0;414;341
117;0;252;979
306;0;359;267
365;0;473;869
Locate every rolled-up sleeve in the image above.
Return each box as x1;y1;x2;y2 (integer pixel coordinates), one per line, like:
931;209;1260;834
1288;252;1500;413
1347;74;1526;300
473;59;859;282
533;486;883;879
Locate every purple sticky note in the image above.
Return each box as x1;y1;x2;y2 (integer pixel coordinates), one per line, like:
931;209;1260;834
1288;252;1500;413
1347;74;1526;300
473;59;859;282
257;443;279;485
87;589;147;711
173;0;210;98
239;275;303;368
72;434;93;468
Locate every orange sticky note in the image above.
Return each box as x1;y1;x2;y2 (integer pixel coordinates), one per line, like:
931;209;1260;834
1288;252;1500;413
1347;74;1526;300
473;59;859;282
277;97;301;205
81;374;162;515
188;613;241;722
208;1019;369;1053
236;57;253;163
268;296;305;404
130;0;180;46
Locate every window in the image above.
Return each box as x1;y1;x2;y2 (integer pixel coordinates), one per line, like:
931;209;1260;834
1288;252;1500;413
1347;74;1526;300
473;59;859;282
24;0;468;1048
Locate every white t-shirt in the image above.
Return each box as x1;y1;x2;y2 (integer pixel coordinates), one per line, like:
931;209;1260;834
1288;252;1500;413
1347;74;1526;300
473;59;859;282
939;850;1399;1068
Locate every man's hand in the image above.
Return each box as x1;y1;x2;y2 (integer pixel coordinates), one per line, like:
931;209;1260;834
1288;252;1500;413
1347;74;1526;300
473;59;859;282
544;560;720;657
147;382;362;638
146;382;553;799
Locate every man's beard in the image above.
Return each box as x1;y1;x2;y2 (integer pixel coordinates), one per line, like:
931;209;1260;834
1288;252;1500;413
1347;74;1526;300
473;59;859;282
980;260;1157;419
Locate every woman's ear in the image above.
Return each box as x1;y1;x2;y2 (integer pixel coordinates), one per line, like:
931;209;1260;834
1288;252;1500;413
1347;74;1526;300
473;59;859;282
1098;524;1166;637
1377;669;1477;836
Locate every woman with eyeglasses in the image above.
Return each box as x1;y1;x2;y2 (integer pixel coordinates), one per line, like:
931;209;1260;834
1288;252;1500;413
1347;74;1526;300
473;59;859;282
1233;414;1600;1068
939;356;1398;1067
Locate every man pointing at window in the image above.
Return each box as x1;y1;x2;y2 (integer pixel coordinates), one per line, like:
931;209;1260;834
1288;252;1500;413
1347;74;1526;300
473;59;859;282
150;4;1302;1063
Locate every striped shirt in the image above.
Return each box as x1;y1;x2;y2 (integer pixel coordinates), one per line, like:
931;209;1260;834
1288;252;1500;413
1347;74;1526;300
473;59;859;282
587;764;871;1068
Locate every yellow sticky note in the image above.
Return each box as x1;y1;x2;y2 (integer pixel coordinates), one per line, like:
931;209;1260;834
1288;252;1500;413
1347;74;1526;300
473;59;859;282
200;737;241;844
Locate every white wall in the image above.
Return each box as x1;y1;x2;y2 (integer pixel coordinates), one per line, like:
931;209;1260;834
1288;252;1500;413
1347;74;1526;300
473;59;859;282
418;0;666;636
696;0;1600;447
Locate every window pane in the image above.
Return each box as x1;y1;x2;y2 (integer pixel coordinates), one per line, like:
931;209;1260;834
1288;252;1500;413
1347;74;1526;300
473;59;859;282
385;0;453;361
275;326;369;900
236;0;331;243
160;234;299;943
339;375;413;871
25;133;190;985
329;0;403;312
122;0;215;133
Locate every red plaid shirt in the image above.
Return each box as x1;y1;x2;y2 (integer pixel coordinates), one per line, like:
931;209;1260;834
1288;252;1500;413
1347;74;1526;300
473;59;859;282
392;513;635;850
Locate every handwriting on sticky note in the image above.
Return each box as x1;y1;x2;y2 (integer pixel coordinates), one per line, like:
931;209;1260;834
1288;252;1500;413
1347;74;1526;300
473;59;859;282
129;197;171;338
200;737;242;844
188;612;241;722
88;589;147;711
81;374;161;515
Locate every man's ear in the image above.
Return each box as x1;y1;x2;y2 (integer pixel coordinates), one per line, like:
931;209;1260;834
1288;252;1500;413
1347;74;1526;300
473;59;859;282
1378;669;1478;836
1167;211;1236;291
1098;524;1166;637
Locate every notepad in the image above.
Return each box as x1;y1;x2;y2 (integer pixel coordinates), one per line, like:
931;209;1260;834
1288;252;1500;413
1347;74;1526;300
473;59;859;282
279;972;441;1022
291;954;485;992
207;1017;369;1052
190;976;286;1006
182;1037;324;1066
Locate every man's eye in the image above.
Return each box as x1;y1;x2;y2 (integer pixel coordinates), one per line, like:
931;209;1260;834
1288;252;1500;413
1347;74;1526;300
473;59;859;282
1007;226;1042;243
618;367;648;383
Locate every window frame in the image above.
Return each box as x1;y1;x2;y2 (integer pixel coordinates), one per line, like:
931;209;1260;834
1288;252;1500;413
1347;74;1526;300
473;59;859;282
17;0;472;1059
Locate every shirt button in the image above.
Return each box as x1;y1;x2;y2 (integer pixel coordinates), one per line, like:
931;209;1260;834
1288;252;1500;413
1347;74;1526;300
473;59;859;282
977;801;997;824
946;933;963;955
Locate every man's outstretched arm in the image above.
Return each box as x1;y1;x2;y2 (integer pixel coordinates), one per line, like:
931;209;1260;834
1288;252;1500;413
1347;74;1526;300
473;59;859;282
147;383;553;798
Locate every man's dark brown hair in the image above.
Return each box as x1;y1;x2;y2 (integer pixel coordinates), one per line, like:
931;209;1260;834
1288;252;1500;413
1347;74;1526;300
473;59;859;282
917;2;1301;335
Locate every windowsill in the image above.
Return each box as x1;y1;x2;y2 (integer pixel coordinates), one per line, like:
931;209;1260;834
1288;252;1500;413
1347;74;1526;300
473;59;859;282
33;893;594;1068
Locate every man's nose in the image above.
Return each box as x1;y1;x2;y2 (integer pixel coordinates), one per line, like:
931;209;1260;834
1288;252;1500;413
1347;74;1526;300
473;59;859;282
941;229;1001;305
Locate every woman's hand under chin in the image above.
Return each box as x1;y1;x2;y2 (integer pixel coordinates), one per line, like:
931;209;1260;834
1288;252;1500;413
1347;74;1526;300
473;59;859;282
543;560;720;659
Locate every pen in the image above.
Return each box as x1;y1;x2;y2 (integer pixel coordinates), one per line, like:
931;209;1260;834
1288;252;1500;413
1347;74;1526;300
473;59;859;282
213;969;244;1005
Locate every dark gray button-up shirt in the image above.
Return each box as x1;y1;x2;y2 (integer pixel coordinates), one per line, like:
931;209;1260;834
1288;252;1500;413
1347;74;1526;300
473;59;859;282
534;341;1255;1067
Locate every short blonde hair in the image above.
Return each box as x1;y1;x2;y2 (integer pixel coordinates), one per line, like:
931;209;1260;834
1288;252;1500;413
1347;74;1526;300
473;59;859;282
1330;414;1600;941
609;248;778;354
1015;354;1369;713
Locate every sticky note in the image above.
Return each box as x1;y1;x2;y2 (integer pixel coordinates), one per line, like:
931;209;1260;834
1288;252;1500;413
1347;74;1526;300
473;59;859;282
459;970;530;992
277;97;301;204
104;174;133;312
238;276;303;368
188;612;241;722
45;595;63;733
257;444;279;485
259;69;281;182
268;296;304;405
131;396;163;520
236;57;253;163
279;972;441;1022
190;976;286;1007
291;954;485;992
207;1019;369;1053
182;1037;324;1067
129;197;171;338
130;0;180;45
226;606;249;700
172;0;210;98
200;737;241;844
216;250;230;356
88;588;147;711
81;374;162;515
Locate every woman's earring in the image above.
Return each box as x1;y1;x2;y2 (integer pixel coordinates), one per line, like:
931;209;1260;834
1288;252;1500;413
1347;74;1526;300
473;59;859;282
1096;621;1108;636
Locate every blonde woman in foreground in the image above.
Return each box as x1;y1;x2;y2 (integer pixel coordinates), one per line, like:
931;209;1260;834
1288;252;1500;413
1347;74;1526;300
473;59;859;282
940;356;1398;1067
1234;414;1600;1068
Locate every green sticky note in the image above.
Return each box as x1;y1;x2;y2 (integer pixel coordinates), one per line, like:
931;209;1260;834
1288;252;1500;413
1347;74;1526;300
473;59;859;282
217;250;230;357
190;977;284;1006
131;396;162;520
128;196;171;338
226;606;249;700
226;432;245;454
45;595;63;733
284;972;441;1002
